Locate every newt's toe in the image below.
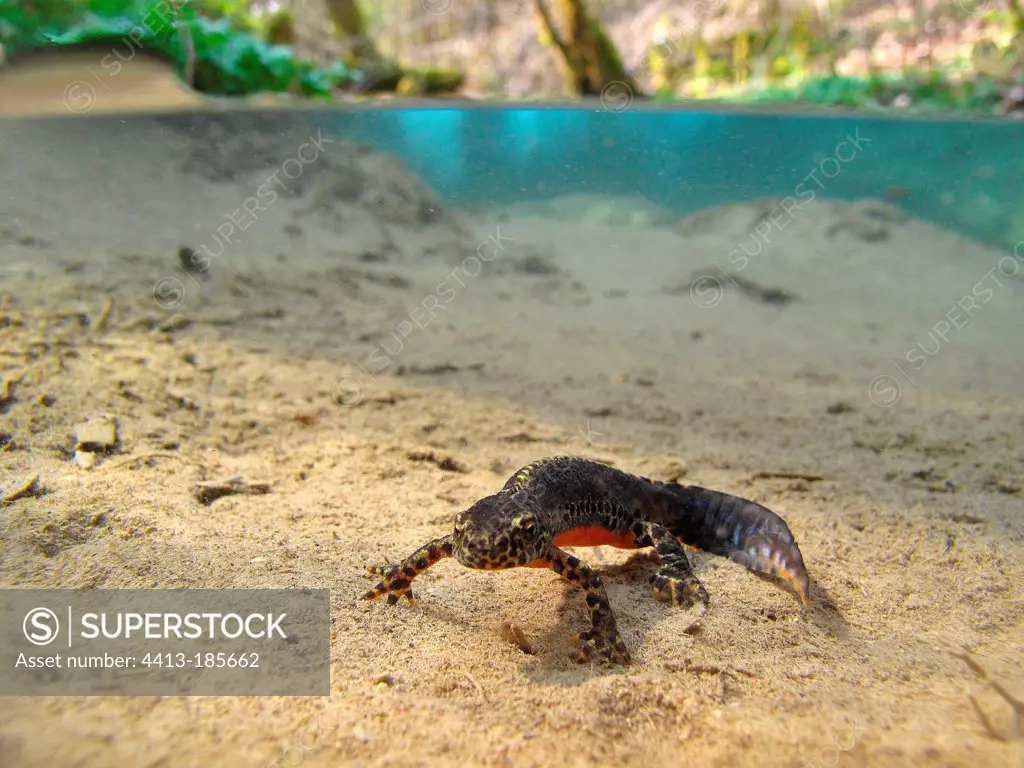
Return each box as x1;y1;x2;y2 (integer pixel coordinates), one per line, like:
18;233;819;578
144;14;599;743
651;572;709;608
572;628;631;666
362;564;416;605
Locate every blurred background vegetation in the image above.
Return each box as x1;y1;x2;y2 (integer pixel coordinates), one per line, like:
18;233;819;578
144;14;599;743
1;0;1023;113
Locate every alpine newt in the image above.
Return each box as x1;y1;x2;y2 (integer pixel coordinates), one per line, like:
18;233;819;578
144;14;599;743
361;455;810;665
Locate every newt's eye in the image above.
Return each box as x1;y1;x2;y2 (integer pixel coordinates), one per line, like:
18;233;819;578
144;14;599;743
521;520;536;535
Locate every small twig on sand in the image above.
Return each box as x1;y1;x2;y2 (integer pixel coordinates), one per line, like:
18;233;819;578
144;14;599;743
463;672;487;702
192;476;272;506
1;371;25;407
498;621;535;655
105;452;185;470
1;474;40;504
92;298;114;334
954;649;1024;741
751;471;825;483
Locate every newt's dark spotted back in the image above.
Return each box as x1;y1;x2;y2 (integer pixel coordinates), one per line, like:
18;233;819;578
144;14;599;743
362;455;811;665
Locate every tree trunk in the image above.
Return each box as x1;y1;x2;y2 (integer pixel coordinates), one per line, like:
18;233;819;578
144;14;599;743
534;0;641;98
1009;0;1024;34
321;0;463;95
322;0;381;63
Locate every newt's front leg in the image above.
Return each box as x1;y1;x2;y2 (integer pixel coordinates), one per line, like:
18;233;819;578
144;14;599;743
543;546;631;666
362;536;454;605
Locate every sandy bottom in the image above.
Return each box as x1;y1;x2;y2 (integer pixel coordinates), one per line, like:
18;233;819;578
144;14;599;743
1;108;1023;768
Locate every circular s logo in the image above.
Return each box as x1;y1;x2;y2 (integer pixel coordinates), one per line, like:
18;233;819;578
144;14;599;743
63;81;97;114
331;374;364;408
421;0;454;13
153;277;185;310
599;81;633;112
690;275;724;309
867;374;901;408
23;607;60;645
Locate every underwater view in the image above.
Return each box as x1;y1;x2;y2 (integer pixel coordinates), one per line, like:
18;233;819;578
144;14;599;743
1;1;1024;766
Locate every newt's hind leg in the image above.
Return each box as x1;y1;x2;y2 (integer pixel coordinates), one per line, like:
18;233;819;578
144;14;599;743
362;536;454;605
630;520;710;608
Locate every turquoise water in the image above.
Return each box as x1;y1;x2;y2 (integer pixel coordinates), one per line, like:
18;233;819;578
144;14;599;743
323;105;1023;251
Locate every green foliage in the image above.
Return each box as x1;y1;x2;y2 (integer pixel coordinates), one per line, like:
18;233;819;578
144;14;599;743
725;70;1007;114
0;0;355;98
645;9;1021;114
182;16;353;95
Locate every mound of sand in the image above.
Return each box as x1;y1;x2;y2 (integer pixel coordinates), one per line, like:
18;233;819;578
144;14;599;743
494;194;681;228
0;48;204;118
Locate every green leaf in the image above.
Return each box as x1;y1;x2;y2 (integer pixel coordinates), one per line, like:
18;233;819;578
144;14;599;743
0;0;372;99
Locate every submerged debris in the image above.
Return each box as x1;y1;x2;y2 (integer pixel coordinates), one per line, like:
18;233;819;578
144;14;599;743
73;415;118;453
498;621;535;655
0;371;24;411
1;473;41;504
406;450;469;474
178;245;209;277
72;415;119;469
955;650;1024;741
192;476;272;506
729;274;799;305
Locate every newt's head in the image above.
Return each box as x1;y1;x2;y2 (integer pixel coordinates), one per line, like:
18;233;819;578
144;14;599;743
452;493;550;569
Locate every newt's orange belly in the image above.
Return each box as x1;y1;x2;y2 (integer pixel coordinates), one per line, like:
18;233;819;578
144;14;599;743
553;526;640;549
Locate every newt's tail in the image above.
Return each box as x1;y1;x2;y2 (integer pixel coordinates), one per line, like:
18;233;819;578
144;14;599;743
655;483;810;605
